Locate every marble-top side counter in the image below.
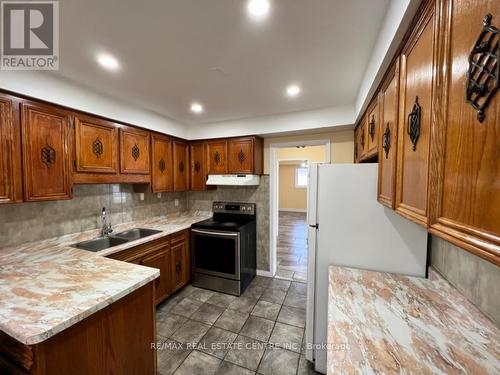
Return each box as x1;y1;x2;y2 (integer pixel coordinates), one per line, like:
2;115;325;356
0;211;211;345
327;266;500;374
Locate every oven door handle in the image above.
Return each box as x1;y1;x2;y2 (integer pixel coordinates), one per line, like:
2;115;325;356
191;228;240;237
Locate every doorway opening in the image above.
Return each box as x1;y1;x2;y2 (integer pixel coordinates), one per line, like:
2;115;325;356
269;140;330;280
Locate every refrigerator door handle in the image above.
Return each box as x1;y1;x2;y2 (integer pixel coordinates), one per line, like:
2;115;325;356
309;224;319;229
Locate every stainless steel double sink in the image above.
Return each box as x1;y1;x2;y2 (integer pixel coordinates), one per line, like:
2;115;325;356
71;228;162;252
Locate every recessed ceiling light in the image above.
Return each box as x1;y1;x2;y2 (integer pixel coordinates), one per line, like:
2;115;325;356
96;53;120;71
190;103;204;114
286;84;301;97
248;0;270;18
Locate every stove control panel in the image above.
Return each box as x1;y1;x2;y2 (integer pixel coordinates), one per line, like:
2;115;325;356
213;202;256;215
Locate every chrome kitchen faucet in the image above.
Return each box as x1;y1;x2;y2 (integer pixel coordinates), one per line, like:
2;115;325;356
100;207;113;237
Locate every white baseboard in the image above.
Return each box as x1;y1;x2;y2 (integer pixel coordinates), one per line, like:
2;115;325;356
279;208;307;213
257;269;274;278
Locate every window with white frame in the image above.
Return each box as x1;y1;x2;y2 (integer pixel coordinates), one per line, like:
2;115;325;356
295;167;308;188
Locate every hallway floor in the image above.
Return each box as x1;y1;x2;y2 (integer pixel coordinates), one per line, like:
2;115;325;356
276;211;308;282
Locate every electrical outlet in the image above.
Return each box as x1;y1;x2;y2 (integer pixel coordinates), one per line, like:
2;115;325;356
139;193;145;201
157;193;162;199
174;199;179;208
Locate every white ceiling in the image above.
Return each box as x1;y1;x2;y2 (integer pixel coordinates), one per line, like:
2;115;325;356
52;0;390;126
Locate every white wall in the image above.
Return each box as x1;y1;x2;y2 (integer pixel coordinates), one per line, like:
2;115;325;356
187;105;355;139
354;0;422;121
0;71;188;138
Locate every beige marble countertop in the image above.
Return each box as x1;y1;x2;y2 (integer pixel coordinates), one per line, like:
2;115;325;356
0;211;211;346
327;265;500;374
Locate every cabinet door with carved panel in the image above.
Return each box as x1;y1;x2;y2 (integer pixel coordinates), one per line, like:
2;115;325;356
151;134;173;192
377;59;400;208
21;101;72;201
395;1;437;227
207;140;227;174
0;94;20;204
171;233;188;292
358;119;368;161
120;127;150;174
173;141;189;191
75;115;118;174
429;0;500;264
366;99;379;157
228;138;254;174
141;246;171;304
190;142;206;190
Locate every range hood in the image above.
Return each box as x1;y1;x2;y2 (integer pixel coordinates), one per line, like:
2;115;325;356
206;174;261;186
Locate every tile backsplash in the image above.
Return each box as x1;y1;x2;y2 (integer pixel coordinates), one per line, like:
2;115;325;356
0;177;271;272
0;184;187;248
431;236;500;325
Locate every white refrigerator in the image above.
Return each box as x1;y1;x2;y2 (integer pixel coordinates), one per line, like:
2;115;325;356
305;163;428;373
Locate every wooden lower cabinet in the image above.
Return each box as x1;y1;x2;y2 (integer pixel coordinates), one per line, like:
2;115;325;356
107;230;190;303
395;0;437;227
171;230;190;292
377;59;400;208
142;246;172;304
0;283;156;375
428;0;500;264
21;101;72;202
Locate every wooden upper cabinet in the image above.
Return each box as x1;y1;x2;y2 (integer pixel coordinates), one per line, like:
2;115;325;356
228;137;259;174
74;115;118;174
173;140;189;191
0;95;19;204
120;127;150;174
151;134;173;193
207;140;228;174
395;1;437;227
377;59;400;208
190;142;206;190
21;101;72;201
366;99;379;157
357;118;367;161
428;0;500;264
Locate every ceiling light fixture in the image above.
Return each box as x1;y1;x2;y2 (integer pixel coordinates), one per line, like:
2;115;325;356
286;84;301;97
190;103;204;114
96;53;120;71
248;0;270;18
